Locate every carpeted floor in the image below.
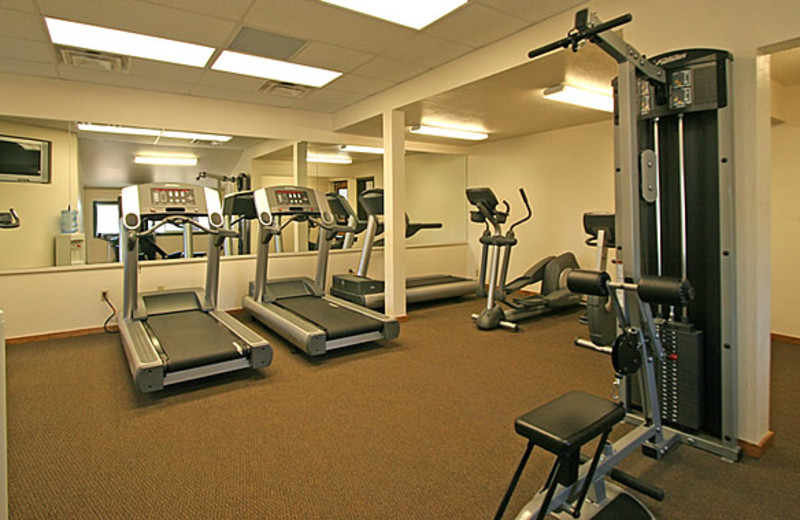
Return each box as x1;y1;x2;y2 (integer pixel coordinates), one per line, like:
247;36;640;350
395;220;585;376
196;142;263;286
5;298;799;519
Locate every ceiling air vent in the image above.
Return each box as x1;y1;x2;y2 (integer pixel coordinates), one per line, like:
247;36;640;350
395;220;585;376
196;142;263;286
58;46;130;73
259;80;311;99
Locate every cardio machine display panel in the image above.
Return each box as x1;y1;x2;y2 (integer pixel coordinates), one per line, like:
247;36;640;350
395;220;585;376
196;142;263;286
269;188;320;215
150;187;197;207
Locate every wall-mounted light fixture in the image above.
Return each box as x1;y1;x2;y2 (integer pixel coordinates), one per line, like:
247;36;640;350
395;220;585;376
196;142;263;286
339;144;384;154
307;154;353;165
134;154;198;166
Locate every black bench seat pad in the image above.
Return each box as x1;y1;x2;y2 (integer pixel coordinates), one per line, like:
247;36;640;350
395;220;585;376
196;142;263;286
515;391;625;456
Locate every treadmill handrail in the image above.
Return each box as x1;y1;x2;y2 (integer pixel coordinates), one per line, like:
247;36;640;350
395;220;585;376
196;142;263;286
138;215;220;237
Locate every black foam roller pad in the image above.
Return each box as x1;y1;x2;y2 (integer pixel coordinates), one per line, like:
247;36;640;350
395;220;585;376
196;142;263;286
637;276;695;306
567;270;610;296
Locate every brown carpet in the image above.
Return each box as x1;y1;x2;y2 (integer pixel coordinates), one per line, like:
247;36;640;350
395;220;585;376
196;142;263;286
6;298;799;519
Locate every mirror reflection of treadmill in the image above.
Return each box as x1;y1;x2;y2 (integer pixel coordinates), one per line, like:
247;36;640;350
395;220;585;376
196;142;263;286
330;189;479;309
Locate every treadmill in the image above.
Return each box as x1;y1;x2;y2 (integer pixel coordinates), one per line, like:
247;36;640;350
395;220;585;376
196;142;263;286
227;186;399;357
330;188;479;309
118;183;272;392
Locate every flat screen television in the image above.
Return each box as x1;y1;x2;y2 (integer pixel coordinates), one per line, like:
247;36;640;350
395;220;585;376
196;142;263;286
0;135;51;183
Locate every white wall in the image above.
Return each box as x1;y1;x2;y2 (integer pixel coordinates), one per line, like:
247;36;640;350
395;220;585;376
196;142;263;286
406;153;468;245
771;82;800;337
0;120;80;269
0;242;469;339
467;120;615;279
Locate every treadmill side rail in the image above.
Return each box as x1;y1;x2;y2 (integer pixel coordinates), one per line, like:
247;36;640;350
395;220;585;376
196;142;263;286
209;309;272;368
118;317;165;392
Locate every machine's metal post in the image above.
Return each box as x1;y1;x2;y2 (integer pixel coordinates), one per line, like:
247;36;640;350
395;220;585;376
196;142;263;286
222;214;232;256
357;214;378;276
677;113;689;320
121;227;139;319
183;224;194;259
653;118;663;277
253;227;271;302
342;216;356;249
274;216;284;253
315;229;332;291
595;228;607;270
204;232;221;309
485;244;501;310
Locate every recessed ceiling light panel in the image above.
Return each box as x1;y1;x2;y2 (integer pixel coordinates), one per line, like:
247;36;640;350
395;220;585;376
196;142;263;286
542;84;614;113
321;0;467;29
409;124;488;141
77;123;232;142
134;154;198;166
212;51;342;88
307;154;353;164
339;145;383;154
45;17;214;67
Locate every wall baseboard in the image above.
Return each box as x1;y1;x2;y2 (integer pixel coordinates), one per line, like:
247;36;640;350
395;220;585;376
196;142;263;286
7;325;118;345
739;430;775;458
771;333;800;345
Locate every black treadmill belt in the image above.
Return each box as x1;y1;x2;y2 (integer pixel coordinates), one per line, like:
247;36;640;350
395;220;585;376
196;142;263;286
146;311;243;372
406;275;469;289
276;296;383;340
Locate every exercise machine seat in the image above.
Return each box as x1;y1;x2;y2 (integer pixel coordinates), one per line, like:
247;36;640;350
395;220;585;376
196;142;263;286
515;391;625;456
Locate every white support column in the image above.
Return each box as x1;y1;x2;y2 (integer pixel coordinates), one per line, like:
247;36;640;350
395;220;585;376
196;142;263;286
733;55;772;446
293;142;309;252
383;110;407;318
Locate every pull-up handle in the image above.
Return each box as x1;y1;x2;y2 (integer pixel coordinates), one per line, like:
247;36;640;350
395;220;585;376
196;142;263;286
527;10;632;59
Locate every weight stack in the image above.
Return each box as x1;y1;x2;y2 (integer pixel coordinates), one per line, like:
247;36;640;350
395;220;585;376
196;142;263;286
655;319;705;432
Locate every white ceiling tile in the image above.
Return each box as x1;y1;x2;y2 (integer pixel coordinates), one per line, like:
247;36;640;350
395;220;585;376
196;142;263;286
138;0;254;22
0;0;36;12
292;42;373;73
426;3;528;47
352;56;429;83
129;59;206;83
190;84;299;108
0;36;54;63
303;88;366;106
36;0;236;47
0;8;50;41
473;0;583;23
381;33;472;68
245;0;415;54
57;64;195;95
0;56;58;78
197;70;268;92
290;98;344;113
326;74;393;96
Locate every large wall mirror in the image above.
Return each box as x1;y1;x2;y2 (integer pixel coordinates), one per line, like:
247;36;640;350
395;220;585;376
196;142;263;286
0;115;468;271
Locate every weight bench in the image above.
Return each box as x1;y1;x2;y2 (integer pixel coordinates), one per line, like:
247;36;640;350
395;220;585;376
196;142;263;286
494;391;625;520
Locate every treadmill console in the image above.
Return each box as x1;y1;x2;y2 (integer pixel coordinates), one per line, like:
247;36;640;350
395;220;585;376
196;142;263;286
254;186;334;227
120;182;223;231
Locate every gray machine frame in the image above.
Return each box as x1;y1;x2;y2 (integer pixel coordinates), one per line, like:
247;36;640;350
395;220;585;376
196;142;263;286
234;186;399;356
118;183;272;393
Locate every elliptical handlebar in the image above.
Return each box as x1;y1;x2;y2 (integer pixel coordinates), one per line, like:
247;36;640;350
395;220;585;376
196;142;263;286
508;188;532;233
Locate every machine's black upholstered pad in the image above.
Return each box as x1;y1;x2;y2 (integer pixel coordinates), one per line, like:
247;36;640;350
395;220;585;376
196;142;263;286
277;296;384;340
514;391;624;455
146;311;243;372
406;275;468;289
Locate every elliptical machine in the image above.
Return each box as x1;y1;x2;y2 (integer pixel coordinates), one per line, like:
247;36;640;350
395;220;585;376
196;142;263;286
574;212;617;352
467;187;580;332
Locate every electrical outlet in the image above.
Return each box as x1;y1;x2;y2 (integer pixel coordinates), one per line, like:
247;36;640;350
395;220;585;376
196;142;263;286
100;289;110;302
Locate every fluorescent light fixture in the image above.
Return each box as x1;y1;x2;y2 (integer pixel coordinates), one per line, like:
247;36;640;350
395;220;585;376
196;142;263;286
339;144;384;154
409;124;488;141
212;51;341;88
542;84;614;113
45;17;214;67
320;0;467;30
77;123;232;142
134;154;198;166
307;154;353;165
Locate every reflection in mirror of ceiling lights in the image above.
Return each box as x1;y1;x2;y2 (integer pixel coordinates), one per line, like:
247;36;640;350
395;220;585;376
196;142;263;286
45;17;214;68
212;51;342;88
339;145;384;154
409;124;488;141
77;123;232;142
134;154;198;166
320;0;467;30
542;84;614;113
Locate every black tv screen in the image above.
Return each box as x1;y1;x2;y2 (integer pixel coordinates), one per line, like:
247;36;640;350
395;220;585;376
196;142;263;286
0;135;50;183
